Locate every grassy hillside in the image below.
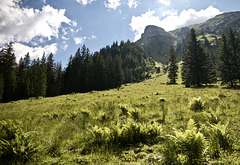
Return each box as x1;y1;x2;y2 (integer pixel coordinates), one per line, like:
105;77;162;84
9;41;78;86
0;73;240;164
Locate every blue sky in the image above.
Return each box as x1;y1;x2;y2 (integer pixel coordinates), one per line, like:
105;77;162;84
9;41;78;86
0;0;239;66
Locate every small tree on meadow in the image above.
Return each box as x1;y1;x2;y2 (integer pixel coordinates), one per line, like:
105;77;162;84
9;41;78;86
168;46;178;84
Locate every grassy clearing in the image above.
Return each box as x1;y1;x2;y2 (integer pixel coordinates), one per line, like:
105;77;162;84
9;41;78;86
0;73;240;164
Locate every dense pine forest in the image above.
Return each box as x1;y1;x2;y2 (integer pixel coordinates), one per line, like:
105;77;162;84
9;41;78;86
0;41;155;102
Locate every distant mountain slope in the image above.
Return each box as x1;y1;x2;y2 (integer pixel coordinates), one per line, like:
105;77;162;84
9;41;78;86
136;11;240;63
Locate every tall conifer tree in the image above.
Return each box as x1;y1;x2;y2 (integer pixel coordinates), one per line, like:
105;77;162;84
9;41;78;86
46;53;56;97
218;29;240;87
0;74;4;102
167;46;178;84
182;28;211;87
0;43;16;102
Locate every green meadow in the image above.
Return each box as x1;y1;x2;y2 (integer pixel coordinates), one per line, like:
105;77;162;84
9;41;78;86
1;73;240;164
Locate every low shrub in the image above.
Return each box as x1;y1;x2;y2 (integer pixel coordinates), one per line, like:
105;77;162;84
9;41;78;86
204;97;221;110
67;111;79;120
168;119;207;165
206;122;233;158
189;97;205;112
89;119;163;149
0;120;38;164
204;107;221;124
42;112;64;119
119;104;140;121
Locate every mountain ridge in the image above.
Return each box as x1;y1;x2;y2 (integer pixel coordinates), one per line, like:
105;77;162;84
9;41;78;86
136;11;240;63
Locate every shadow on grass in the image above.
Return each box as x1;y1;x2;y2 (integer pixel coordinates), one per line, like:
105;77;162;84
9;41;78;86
185;84;219;89
222;85;240;90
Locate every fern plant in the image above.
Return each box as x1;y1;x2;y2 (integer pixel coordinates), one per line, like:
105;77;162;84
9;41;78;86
89;119;163;148
206;121;233;158
169;119;207;165
204;107;221;124
0;120;38;163
119;104;140;121
189;97;205;112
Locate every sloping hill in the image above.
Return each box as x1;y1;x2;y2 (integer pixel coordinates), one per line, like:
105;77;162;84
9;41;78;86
1;74;240;164
171;11;240;41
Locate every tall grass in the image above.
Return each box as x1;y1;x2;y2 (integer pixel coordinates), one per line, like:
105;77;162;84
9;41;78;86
0;74;240;164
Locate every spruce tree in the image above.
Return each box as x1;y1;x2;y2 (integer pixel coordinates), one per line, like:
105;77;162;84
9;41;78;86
0;43;17;102
0;74;4;102
228;29;239;82
113;55;124;88
167;46;178;84
15;54;31;99
93;53;107;90
218;29;240;87
23;53;31;97
182;28;211;87
105;55;114;89
46;53;56;97
16;57;26;99
55;62;63;95
31;55;47;97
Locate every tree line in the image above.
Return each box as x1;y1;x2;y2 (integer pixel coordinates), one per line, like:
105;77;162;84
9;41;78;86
0;41;154;102
167;28;240;87
63;41;154;94
1;28;239;102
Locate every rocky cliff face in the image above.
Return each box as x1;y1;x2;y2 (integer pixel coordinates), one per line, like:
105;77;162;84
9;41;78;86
136;25;176;62
136;12;240;63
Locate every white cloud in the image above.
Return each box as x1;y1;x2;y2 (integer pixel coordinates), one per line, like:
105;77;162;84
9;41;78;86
162;9;178;17
62;41;69;51
90;35;97;39
157;0;170;6
71;20;78;27
76;0;96;6
160;6;223;31
74;37;87;45
0;0;72;46
13;43;58;61
104;0;121;10
128;0;139;9
130;10;162;41
130;6;222;41
63;44;68;51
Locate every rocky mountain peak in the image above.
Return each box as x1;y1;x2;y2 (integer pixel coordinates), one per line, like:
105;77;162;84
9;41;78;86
144;25;166;34
141;25;173;40
136;11;240;63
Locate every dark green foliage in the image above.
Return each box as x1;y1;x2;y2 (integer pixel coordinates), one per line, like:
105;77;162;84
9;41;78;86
218;29;240;87
0;43;17;102
30;55;47;97
113;55;124;88
182;28;213;87
55;62;63;96
189;97;205;112
167;46;178;84
0;74;4;102
15;53;31;100
46;53;56;97
45;54;63;97
63;42;154;94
